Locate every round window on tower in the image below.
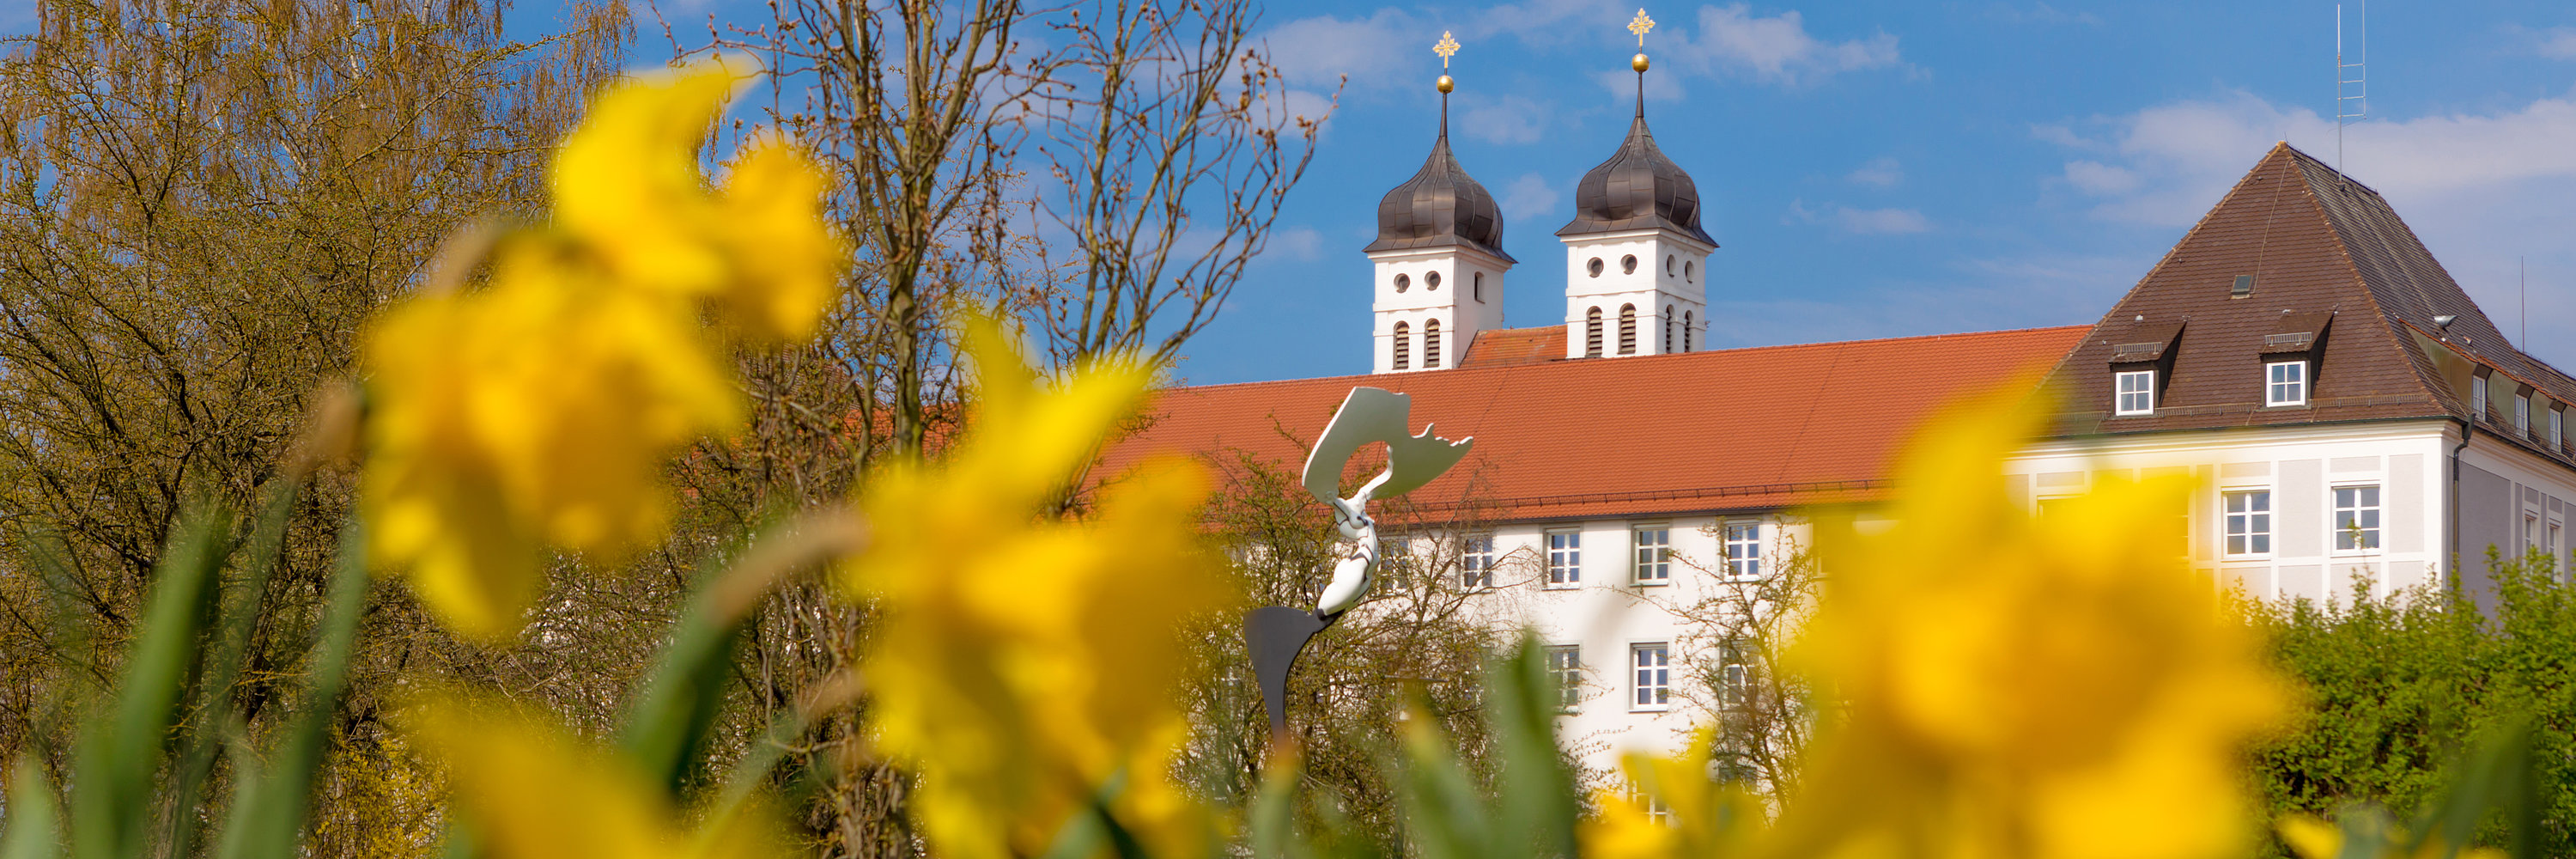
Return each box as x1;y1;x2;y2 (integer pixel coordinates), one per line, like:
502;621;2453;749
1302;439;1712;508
1587;258;1605;277
1473;271;1485;302
1685;260;1695;283
1394;273;1411;292
1621;254;1638;274
1666;254;1675;276
1426;271;1442;290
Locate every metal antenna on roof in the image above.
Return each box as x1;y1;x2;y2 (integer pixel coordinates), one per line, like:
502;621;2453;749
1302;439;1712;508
2336;2;2368;178
2521;255;2528;348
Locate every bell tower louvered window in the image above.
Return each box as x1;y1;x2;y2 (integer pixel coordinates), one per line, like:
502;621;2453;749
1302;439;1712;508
1683;311;1693;351
1424;320;1443;369
1585;308;1604;357
1618;305;1637;356
1662;305;1674;353
1392;321;1411;370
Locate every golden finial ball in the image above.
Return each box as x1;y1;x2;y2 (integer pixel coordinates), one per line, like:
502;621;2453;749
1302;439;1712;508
1632;52;1650;72
1437;74;1455;94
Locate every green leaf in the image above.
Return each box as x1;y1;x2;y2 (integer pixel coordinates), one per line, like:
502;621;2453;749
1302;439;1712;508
213;517;370;859
2;762;61;859
167;477;304;859
67;507;227;859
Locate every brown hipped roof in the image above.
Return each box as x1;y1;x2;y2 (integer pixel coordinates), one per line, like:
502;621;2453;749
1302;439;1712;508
1103;326;2087;523
2044;143;2576;465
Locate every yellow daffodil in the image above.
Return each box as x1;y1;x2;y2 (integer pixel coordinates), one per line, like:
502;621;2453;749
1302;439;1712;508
408;694;791;859
1582;734;1765;859
1762;382;2293;859
839;320;1227;859
554;56;847;342
362;60;843;642
363;243;740;641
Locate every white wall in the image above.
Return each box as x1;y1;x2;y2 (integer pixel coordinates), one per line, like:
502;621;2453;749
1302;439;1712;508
2006;420;2455;603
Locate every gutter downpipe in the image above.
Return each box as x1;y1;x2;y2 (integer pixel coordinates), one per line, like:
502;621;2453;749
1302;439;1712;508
2449;416;2471;590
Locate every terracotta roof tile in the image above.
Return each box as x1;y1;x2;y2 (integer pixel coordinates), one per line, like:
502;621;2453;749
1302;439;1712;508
1102;326;2088;523
1458;326;1567;369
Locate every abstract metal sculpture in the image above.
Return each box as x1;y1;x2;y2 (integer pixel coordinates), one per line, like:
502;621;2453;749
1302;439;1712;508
1246;387;1473;737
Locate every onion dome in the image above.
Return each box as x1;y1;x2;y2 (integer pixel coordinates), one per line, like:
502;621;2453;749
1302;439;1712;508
1363;116;1516;261
1554;111;1716;245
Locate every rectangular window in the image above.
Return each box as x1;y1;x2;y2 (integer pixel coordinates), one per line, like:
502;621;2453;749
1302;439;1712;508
1459;534;1495;590
1723;521;1763;580
2333;484;2380;551
2553;409;2566;450
1546;530;1581;587
2527;514;2542;556
2472;375;2489;420
1545;645;1582;711
2224;490;2273;557
1631;643;1670;709
1378;539;1412;594
1631;527;1670;585
2115;370;2155;415
2266;361;2307;406
2516;394;2532;436
1717;639;1751;710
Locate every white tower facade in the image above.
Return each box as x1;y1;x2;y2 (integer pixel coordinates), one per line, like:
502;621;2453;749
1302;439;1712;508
1362;91;1516;374
1370;245;1511;373
1560;230;1712;359
1555;64;1718;361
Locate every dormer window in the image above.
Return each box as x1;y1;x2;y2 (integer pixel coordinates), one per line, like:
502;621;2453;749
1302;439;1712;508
2265;360;2307;406
2515;393;2532;437
2116;370;2156;415
2471;374;2489;421
2551;406;2566;451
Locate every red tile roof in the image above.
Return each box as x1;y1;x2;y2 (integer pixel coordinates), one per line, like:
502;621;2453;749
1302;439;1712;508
1101;326;2089;523
1458;326;1567;369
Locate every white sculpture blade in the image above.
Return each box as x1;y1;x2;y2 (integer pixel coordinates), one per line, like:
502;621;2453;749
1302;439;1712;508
1299;387;1473;509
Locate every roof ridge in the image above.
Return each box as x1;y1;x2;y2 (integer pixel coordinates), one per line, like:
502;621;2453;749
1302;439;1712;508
1166;325;2095;394
2283;147;2451;414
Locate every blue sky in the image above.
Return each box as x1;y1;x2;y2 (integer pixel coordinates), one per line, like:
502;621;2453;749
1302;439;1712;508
1132;0;2576;386
15;1;2575;386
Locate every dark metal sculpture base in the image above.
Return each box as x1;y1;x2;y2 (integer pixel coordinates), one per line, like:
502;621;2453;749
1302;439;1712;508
1245;606;1334;737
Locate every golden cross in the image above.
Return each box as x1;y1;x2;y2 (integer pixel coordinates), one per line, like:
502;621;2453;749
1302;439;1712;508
1433;31;1460;68
1628;9;1656;46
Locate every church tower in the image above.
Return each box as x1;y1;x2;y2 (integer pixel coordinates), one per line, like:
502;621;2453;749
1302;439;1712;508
1364;32;1516;374
1557;9;1715;360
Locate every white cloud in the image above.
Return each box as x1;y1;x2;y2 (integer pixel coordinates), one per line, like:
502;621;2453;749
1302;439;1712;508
2061;160;2139;195
1461;94;1549;144
1836;206;1930;234
2038;88;2576;369
1984;3;2100;26
1267;226;1324;262
1679;3;1903;86
1846;155;1904;187
1788;198;1930;234
1501;173;1561;222
1261;9;1421;89
2516;25;2576;59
